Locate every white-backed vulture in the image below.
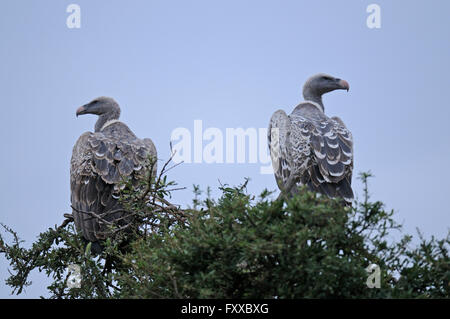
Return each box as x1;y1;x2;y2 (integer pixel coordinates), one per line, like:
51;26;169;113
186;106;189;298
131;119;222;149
70;97;157;252
268;74;354;203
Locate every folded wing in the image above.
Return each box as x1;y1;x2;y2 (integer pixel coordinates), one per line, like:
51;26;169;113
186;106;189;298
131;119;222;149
70;126;157;243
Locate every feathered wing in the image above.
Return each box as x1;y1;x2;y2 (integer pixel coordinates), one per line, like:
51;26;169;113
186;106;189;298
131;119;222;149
70;126;157;243
268;110;293;191
292;113;354;202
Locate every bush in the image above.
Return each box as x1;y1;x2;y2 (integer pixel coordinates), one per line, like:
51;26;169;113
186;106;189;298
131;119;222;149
0;172;448;298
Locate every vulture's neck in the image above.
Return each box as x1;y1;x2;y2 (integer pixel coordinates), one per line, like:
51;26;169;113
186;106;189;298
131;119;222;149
303;89;324;112
95;111;120;132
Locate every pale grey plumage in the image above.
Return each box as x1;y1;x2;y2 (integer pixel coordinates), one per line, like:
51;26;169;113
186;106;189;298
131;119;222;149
70;97;157;251
268;74;354;203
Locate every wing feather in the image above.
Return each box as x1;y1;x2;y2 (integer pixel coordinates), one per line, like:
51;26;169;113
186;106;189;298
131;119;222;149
273;104;354;203
306;115;354;202
70;123;158;245
268;110;292;191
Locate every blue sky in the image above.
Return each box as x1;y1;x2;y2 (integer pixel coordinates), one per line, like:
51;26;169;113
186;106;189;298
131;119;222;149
1;0;449;297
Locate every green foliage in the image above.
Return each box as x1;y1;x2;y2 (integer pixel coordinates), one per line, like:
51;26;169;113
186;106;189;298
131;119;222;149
0;172;448;298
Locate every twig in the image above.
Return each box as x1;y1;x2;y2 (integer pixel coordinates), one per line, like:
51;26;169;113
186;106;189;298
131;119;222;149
56;215;74;231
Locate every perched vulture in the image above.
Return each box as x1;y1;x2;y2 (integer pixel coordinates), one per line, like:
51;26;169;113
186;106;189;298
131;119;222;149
70;97;157;253
268;74;354;204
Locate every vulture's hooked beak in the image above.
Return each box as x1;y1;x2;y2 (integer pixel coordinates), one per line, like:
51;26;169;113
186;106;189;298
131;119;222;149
76;104;88;117
338;79;350;92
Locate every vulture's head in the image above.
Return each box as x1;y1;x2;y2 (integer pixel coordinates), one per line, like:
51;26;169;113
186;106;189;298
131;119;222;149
76;96;121;119
303;73;349;100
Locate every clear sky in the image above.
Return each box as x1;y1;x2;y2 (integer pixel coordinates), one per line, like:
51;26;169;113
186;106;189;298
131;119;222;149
1;0;449;298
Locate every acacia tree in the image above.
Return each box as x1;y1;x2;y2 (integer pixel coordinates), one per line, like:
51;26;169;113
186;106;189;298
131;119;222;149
0;167;448;298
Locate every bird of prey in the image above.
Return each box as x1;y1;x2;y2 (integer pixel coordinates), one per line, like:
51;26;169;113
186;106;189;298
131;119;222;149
70;97;157;253
268;74;354;203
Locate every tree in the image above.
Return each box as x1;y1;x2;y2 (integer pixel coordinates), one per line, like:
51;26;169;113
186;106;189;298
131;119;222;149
0;165;448;298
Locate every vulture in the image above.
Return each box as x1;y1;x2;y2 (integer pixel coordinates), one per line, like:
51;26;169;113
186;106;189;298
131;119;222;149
70;97;157;253
268;73;354;204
